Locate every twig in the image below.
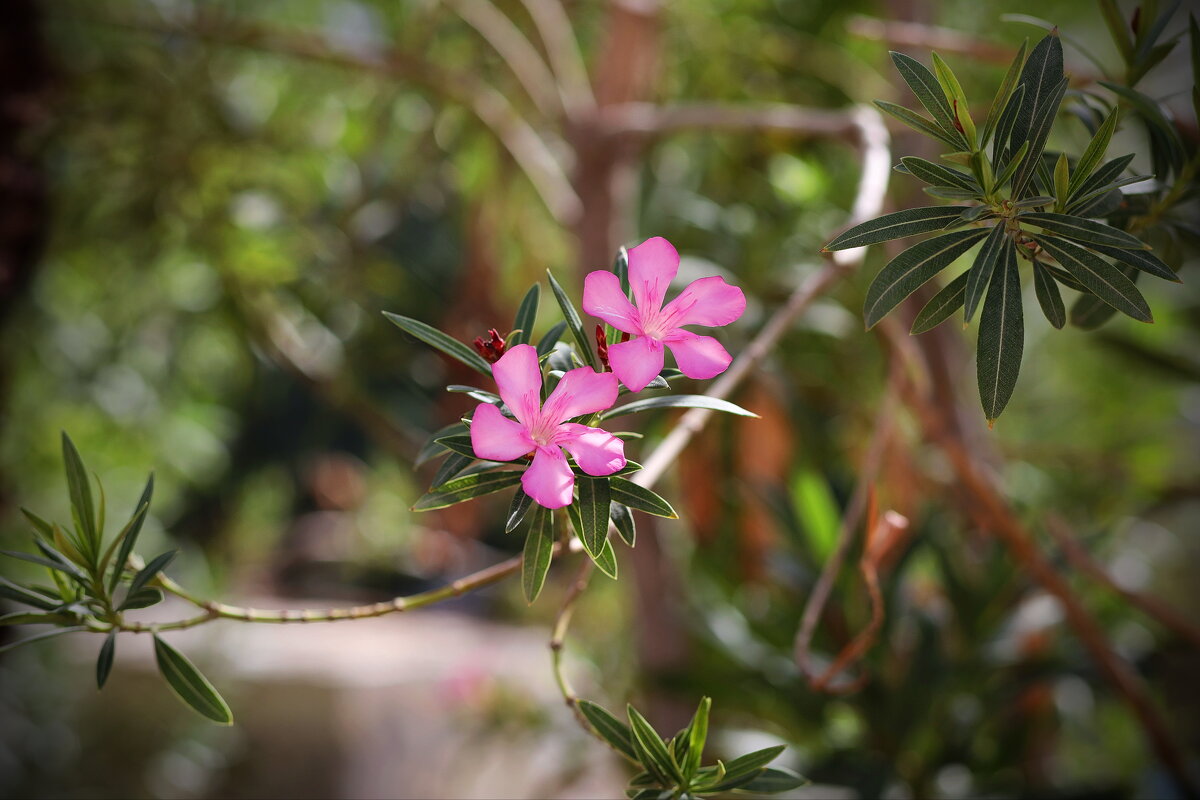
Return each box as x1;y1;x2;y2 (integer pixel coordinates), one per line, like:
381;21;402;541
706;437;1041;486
448;0;563;119
84;9;582;225
599;102;861;142
519;0;596;115
549;557;598;732
846;15;1016;65
1046;516;1200;651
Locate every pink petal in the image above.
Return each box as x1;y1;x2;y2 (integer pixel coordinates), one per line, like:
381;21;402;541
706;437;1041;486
664;331;732;380
627;236;679;313
541;367;619;424
469;403;533;462
662;275;746;328
608;336;665;393
491;344;542;425
522;445;575;509
556;423;626;476
582;271;641;334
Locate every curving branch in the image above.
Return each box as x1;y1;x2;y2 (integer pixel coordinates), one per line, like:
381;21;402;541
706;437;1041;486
519;0;597;115
598;102;862;143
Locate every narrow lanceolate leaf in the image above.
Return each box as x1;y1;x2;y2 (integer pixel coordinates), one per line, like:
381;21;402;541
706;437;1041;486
0;577;61;610
1100;81;1185;174
0;549;86;581
546;269;597;368
911;272;968;334
1032;259;1067;328
1067;153;1134;206
741;767;810;794
1099;0;1133;61
923;186;981;200
1021;212;1148;249
931;52;977;145
593;539;618;579
382;312;492;377
431;452;474;490
536;320;568;358
991;84;1026;168
627;706;685;786
578;701;638;762
415;423;467;467
695;745;789;793
1033;235;1153;322
864;228;989;329
1009;34;1065;156
1042;262;1090;293
574;477;611;559
977;238;1023;422
824;206;970;251
0;627;87;656
683;696;711;781
1069;267;1139;329
610;502;636;547
600;395;757;421
1011;76;1069;196
506;489;534;533
0;611;75;626
153;635;234;725
521;506;553;603
890;52;967;148
121;587;164;610
434;435;477;459
992;141;1030;192
609;477;676;518
446;385;501;404
510;284;540;346
122;550;177;606
1087;243;1180;282
964;223;1009;323
96;631;117;689
1052;153;1070;210
412;471;524;511
61;432;98;562
1068;109;1119;197
874;101;965;150
900;157;978;191
982;38;1029;147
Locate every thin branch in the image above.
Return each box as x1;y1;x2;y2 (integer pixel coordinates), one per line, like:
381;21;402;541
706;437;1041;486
599;102;861;142
846;15;1016;65
549;558;598;731
448;0;563;119
86;9;582;225
1046;516;1200;651
519;0;597;115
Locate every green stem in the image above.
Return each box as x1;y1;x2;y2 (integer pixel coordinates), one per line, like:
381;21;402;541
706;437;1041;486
549;556;606;744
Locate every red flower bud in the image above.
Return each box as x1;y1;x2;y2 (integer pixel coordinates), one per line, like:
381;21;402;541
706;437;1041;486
595;325;610;370
472;328;507;363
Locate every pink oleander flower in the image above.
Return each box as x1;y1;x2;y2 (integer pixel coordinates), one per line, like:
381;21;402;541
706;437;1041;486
469;344;625;509
582;236;746;392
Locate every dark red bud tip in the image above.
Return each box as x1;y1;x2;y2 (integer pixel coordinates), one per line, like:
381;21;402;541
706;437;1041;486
473;328;507;363
952;100;965;134
595;324;610;370
1130;7;1141;34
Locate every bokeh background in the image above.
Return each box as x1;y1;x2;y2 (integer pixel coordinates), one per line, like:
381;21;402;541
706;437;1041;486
1;1;1198;798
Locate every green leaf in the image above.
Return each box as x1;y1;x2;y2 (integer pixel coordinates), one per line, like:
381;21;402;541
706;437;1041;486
382;311;493;377
0;549;87;582
1033;235;1153;322
1012;77;1069;196
108;472;155;593
121;550;177;607
153;635;234;725
682;696;711;781
20;507;55;539
1041;262;1090;293
609;477;677;518
1099;81;1185;175
930;52;976;145
991;84;1027;168
0;576;61;610
572;476;611;560
521;505;554;603
0;627;87;655
510;284;540;346
1021;212;1148;249
1067;153;1134;205
61;432;98;563
1032;259;1067;329
977;238;1024;422
572;459;642;478
1068;268;1140;329
593;538;618;580
121;587;164;610
600;395;757;421
1068;109;1120;197
695;745;787;793
415;423;468;467
923;186;982;200
1087;242;1180;282
412;471;524;511
890;52;967;148
610;502;636;547
628;705;685;786
536;320;568;358
96;631;117;689
506;489;534;533
900;157;978;191
864;228;989;329
982;38;1029;147
964;223;1009;323
739;767;809;794
873;100;965;149
1099;0;1133;61
824;206;971;251
991;140;1030;192
546;269;597;369
0;610;75;626
446;385;501;404
434;434;478;459
1052;153;1070;211
1009;34;1065;162
430;452;475;490
578;701;638;762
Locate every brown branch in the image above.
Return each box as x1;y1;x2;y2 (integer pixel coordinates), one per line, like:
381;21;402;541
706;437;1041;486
598;102;861;142
519;0;596;115
885;329;1199;799
85;9;583;225
1046;516;1200;651
846;15;1016;66
448;0;563;119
